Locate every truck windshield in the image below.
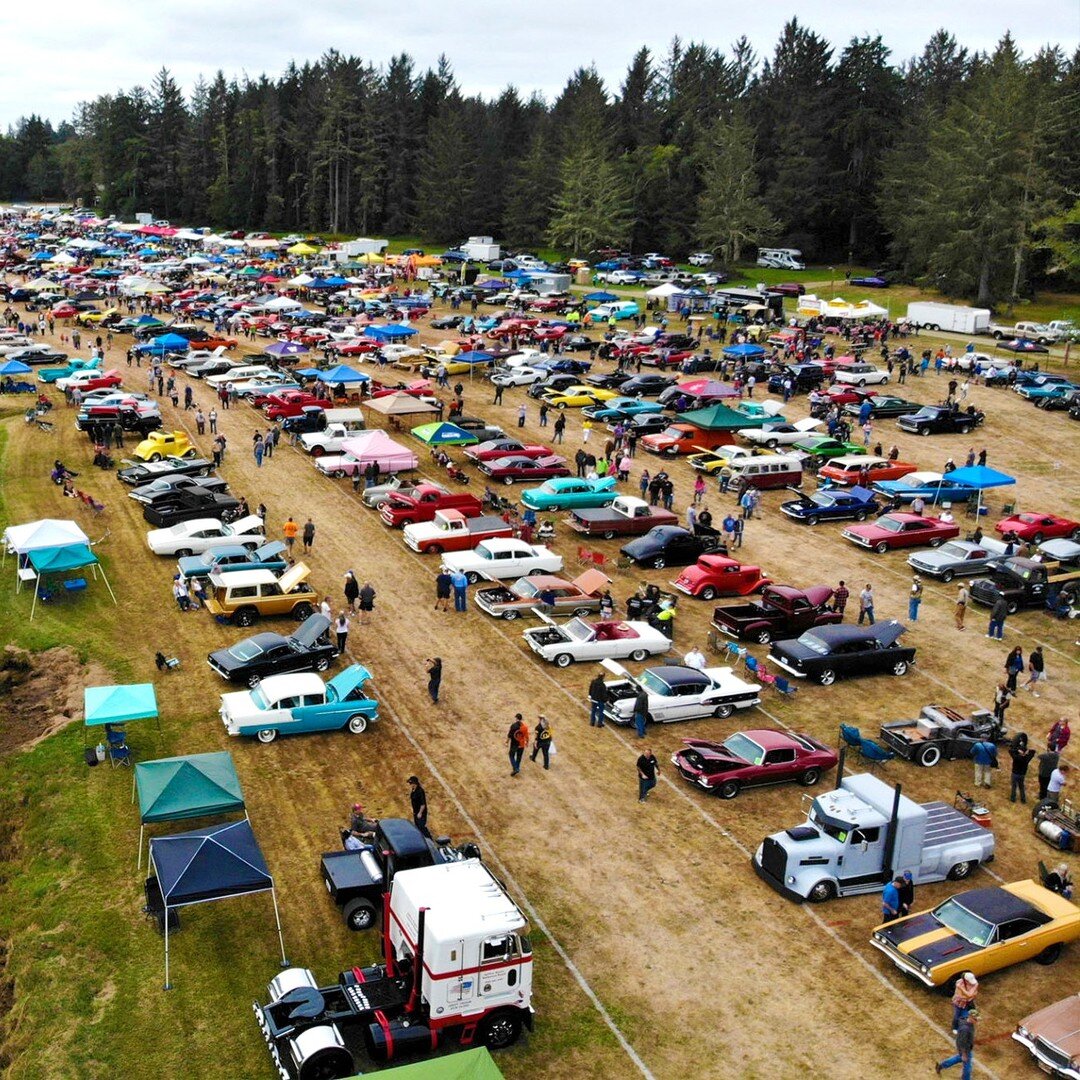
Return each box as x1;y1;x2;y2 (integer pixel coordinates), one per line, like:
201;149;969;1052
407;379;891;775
808;805;849;842
931;898;994;947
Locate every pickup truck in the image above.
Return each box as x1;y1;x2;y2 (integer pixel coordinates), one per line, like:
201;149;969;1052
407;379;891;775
403;509;514;554
379;487;483;528
639;423;737;456
879;703;1007;768
299;419;367;457
989;321;1060;345
566;495;678;540
969;555;1080;613
711;584;840;645
141;490;241;528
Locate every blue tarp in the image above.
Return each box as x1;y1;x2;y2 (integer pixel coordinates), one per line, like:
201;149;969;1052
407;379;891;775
151;820;272;906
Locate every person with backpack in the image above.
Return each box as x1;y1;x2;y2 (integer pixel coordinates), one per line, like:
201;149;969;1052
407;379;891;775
508;714;529;776
530;717;553;770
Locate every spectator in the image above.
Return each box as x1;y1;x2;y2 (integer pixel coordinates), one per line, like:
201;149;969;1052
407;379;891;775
426;657;442;704
987;593;1008;640
1008;733;1035;804
588;670;607;728
881;875;904;922
1048;717;1071;753
508;714;529;776
971;738;997;789
302;518;316;553
408;776;431;838
909;576;922;621
1046;762;1070;808
1023;646;1045;696
1038;747;1060;801
283;516;299;551
954;584;968;630
334;611;351;654
833;580;849;617
858;583;875;625
358;581;375;624
530;717;553;770
435;568;452;612
450;569;469;612
344;570;360;611
637;748;659;802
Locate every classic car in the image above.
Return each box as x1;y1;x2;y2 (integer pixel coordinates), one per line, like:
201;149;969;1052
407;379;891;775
474;568;610;619
842;512;960;553
1014;371;1073;392
672;730;838;799
790;434;864;464
464;439;553;463
581;396;664;421
440;538;563;582
584;371;635;390
871;881;1080;988
600;660;761;725
767;621;915;685
128;474;228;504
54;368;123;393
177;540;288;580
207;613;338;686
219;665;378;742
780;485;881;525
520;476;618;512
879;703;1007;768
618;373;679;397
231;371;299;398
617;413;673;437
739;418;823;449
818;455;918;486
131;430;198;462
896;405;985;436
871;472;980;506
833;361;890;386
264;389;333;420
969;555;1078;612
672;555;770;600
489;365;546;387
360;476;448;509
380;488;482;528
141;489;240;528
117;455;215;485
907;538;1011;582
1014;993;1080;1080
567;495;679;540
523;615;672;667
842;394;922;419
712;585;840;644
1034;385;1080;411
527;373;580;399
620;526;727;570
995;511;1080;544
586;300;640;322
477;454;571;485
1017;379;1078;401
688;445;772;474
202;563;316;626
145;514;266;557
538;385;618;409
849;275;888;288
767;364;827;394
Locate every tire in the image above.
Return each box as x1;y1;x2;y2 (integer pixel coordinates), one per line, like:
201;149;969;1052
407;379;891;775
479;1010;522;1050
807;880;836;903
149;452;162;462
1006;600;1019;615
292;602;314;620
755;628;772;645
875;541;889;554
818;669;837;686
572;607;592;617
719;779;741;799
235;608;257;627
919;427;930;437
343;897;377;931
918;744;942;767
713;703;734;719
314;657;330;671
332;469;346;480
808;515;820;526
545;504;561;512
800;767;822;786
502;610;520;620
247;674;262;689
853;511;867;522
175;548;193;558
928;537;943;548
946;860;975;881
602;530;616;540
892;660;909;676
958;425;970;435
630;648;649;662
256;728;277;744
504;476;515;486
1031;532;1044;545
1035;942;1063;966
857;379;867;387
465;571;481;584
554;653;573;668
766;439;779;450
427;544;444;555
940;569;955;583
347;714;368;734
1072;528;1080;542
700;586;717;601
652;556;666;570
310;446;324;457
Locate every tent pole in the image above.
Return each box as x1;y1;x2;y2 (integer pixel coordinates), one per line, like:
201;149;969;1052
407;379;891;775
99;566;118;604
163;904;171;990
270;885;288;968
138;824;144;871
30;574;39;620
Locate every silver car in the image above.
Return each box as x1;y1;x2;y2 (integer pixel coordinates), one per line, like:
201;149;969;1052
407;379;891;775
907;538;1009;582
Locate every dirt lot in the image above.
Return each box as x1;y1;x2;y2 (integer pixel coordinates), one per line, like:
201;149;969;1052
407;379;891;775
1;297;1077;1080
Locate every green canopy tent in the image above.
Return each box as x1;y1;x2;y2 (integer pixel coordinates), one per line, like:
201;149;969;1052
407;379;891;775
410;421;479;446
347;1047;505;1080
675;402;776;430
28;542;116;619
134;751;246;870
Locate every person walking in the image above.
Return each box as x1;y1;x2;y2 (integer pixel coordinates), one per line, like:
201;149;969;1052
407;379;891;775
493;382;504;405
581;419;592;444
971;738;997;789
833;580;849;618
253;434;265;467
632;684;649;739
1023;645;1045;696
1037;746;1060;801
530;717;553;770
508;714;529;776
588;670;607;727
426;657;442;704
935;1006;978;1079
195;408;206;435
435;568;452;611
1009;734;1035;804
358;581;375;624
334;611;351;654
283;516;299;552
954;583;968;630
950;973;979;1032
208;407;217;434
408;776;431;838
858;583;875;625
517;403;526;428
553;413;566;443
1004;646;1024;691
637;748;659;802
908;576;923;621
302;518;316;553
987;593;1008;639
343;570;360;611
881;875;904;923
450;569;469;612
1048;717;1071;753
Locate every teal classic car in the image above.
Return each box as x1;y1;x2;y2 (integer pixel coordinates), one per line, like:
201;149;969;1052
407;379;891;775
177;540;288;580
581;396;664;422
37;356;102;384
520;476;619;512
218;665;378;743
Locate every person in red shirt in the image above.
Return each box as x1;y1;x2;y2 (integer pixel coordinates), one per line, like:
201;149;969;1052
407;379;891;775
1048;718;1071;753
833;580;850;618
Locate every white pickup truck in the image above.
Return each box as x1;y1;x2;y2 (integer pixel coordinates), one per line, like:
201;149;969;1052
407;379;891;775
300;410;366;456
988;321;1060;344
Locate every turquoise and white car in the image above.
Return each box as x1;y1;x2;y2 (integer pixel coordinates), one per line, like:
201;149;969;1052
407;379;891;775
219;665;378;743
520;476;619;512
581;396;664;421
587;301;640;322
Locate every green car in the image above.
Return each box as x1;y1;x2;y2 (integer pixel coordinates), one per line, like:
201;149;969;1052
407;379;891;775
792;435;865;464
520;476;619;512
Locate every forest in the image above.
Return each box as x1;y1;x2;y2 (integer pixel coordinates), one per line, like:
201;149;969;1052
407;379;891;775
0;20;1078;304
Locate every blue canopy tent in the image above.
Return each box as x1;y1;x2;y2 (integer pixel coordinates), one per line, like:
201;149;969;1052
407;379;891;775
0;358;33;375
584;291;617;303
315;364;369;386
28;542;116;619
722;342;766;359
148;819;287;989
136;333;189;355
941;465;1017;517
367;323;418;340
85;683;158;726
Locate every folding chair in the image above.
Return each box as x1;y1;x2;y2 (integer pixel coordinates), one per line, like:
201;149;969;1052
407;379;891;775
858;738;895;772
706;630;725;655
109;743;132;768
743;654;760;678
577;546;596;566
591;552;607;568
839;724;862;751
756;668;777;689
724;641;746;663
772;676;797;697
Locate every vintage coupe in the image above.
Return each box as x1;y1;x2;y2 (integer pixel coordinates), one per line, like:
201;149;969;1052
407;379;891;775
440;538;563;582
263;389;333;420
672;730;838;799
896;404;985;436
519;476;618;512
219;666;378;743
538;385;618;409
580;396;664;421
523;615;672;667
672;555;769;600
360;476;448;509
477;454;571;485
790;434;864;464
207;613;338;686
619;526;726;570
141;489;240;528
474;568;610;619
128;474;228;504
871;881;1080;989
1014;993;1080;1080
768;621;914;685
600;660;761;725
842;394;922;419
687;445;772;475
177;540;288;580
872;472;980;506
817;455;918;486
907;538;1011;582
841;512;960;553
117;455;215;485
131;430;198;462
738;418;822;449
780;485;880;525
146;514;265;557
463;438;553;463
995;511;1080;544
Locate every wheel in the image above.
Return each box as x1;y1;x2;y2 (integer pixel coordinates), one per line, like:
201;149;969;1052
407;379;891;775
502;609;520;620
630;648;649;662
343;897;377;931
807;880;836;902
1031;532;1044;545
1072;528;1080;542
247;674;262;688
892;660;909;676
572;607;592;617
528;568;546;576
479;1010;522;1050
314;657;330;671
292;602;313;620
946;860;975;881
766;439;779;450
234;608;257;627
503;476;515;486
857;379;867;387
427;544;444;555
554;653;573;668
465;571;481;584
853;511;867;522
940;569;955;583
546;504;561;512
818;669;837;686
347;714;368;734
310;445;324;457
175;548;193;558
919;427;930;437
1035;942;1063;966
256;728;277;744
699;586;717;601
918;744;942;767
755;628;772;644
719;779;741;799
149;452;162;462
332;469;345;479
602;530;616;540
1006;600;1019;615
928;537;943;547
652;556;666;570
713;703;734;719
183;448;197;458
799;767;822;786
958;425;970;435
875;541;889;554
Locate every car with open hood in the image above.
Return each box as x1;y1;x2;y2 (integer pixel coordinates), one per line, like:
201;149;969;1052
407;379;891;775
474;568;610;619
768;621;914;685
201;563;316;626
207;613;338;686
177;540;287;580
145;514;265;557
780;485;881;525
600;660;760;725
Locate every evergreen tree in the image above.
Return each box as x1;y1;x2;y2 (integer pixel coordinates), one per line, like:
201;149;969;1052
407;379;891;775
547;143;631;255
412;101;478;241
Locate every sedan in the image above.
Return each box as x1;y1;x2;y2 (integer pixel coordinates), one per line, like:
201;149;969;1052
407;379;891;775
55;368;123;393
146;514;266;557
490;366;546;387
739;418;823;449
464;439;553;463
539;385;619;409
842;513;960;553
581;396;664;421
619;374;678;397
873;473;981;507
688;446;771;475
620;413;673;437
519;476;618;512
818;455;918;486
477;455;571;485
620;526;727;570
790;434;864;464
843;394;922;419
207;613;338;686
474;568;610;619
897;405;985;436
601;661;761;725
995;512;1080;544
768;621;915;685
672;730;838;799
441;538;563;582
178;541;288;580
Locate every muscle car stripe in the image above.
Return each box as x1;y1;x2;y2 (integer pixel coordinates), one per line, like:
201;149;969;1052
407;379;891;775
906;931;982;968
879;913;942;945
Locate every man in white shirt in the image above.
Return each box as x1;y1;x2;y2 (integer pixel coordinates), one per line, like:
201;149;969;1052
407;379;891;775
1047;763;1070;808
683;646;707;671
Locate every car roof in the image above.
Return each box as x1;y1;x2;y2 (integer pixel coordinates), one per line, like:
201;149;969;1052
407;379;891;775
953;886;1040;924
646;665;710;685
257;671;327;697
210;568;279;586
805;621;907;647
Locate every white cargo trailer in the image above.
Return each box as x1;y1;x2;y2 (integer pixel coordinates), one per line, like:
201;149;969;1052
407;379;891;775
905;302;990;335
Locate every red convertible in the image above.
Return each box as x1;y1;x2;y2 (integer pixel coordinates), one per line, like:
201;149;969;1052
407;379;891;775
671;729;838;799
477;455;571;485
994;512;1080;544
815;385;872;407
263;389;333;420
841;512;960;553
671;555;772;600
464;439;553;463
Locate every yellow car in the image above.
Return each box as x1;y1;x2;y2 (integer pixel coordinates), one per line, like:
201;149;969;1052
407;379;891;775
75;307;119;326
871;880;1080;990
436;356;494;376
688;445;773;474
539;386;618;409
132;430;198;462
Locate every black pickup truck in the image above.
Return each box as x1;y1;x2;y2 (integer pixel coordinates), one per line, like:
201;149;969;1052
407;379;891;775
969;556;1080;613
879;704;1006;768
321;818;481;930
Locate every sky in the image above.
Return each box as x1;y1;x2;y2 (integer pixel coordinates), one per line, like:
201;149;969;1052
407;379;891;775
2;0;1077;127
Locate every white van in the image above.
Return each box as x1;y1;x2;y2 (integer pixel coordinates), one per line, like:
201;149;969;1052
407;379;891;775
725;453;804;490
756;248;806;271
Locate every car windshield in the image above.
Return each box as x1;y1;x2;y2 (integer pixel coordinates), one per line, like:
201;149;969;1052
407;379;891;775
660;426;684;439
512;579;539;599
809;493;834;508
877;517;904;533
931;898;994;948
639;670;673;695
796;632;830;655
563;619;593;642
721;732;765;764
228;641;266;661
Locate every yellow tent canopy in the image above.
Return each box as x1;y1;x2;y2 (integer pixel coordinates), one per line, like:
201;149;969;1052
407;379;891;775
288;242;318;256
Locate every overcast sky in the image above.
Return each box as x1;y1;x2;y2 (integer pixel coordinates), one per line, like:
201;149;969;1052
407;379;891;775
2;1;1077;127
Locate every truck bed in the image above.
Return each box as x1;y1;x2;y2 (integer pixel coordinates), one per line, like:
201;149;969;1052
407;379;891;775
921;802;989;850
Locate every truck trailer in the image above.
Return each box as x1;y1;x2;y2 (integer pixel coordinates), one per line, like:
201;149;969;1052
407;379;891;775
905;302;991;335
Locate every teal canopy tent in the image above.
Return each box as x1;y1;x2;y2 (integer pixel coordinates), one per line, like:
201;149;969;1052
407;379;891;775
27;542;116;619
85;683;158;725
410;421;479;446
941;465;1017;517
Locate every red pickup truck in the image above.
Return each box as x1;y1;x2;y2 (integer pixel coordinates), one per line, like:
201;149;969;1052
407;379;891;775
263;389;333;420
640;423;736;456
567;495;678;540
403;510;514;554
379;486;483;528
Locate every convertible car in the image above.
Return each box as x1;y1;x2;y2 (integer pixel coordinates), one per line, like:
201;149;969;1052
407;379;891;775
599;660;761;725
520;476;618;512
672;730;838;799
842;512;960;553
871;881;1080;989
207;613;338;686
768;621;915;685
523;615;672;667
780;485;881;525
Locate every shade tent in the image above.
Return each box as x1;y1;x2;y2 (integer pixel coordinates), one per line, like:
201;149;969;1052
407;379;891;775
646;282;682;298
674;378;739;399
722;343;766;359
338;430;419;473
676;403;768;430
315;364;369;385
411;421;479;446
0;358;32;375
357;1048;505;1080
263;341;309;357
3;517;89;558
27;542;117;618
262;295;302;311
941;465;1017;516
85;683;158;726
366;323;418;340
137;333;189;353
149;820;286;989
363;391;440;416
584;291;617;302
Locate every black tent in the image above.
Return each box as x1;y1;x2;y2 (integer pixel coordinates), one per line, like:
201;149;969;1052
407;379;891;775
148;819;286;989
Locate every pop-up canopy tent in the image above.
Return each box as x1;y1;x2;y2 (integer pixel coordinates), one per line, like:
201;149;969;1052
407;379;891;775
941;465;1017;516
676;402;774;430
85;682;158;729
263;341;309;357
339;430;419;473
366;322;418;340
411;421;479;446
0;358;32;375
356;1047;505;1080
135;751;246;870
27;542;116;618
722;342;766;359
674;378;739;399
315;364;370;386
148;819;286;989
4;517;89;572
364;391;440;417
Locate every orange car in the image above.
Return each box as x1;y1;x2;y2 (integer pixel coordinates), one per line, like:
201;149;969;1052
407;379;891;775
817;455;917;487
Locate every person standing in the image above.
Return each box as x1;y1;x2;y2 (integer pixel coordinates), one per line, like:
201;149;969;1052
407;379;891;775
908;576;923;621
581;419;591;444
1009;734;1035;804
209;407;217;434
426;657;442;704
195;408;206;435
302;518;316;554
992;683;1012;726
253;434;264;467
588;670;607;728
493;382;504;405
954;583;968;630
833;580;850;618
1046;763;1071;808
971;738;997;789
1023;646;1045;696
517;403;526;428
898;870;914;916
553;413;566;443
858;583;875;625
1048;717;1071;753
530;717;553;770
881;875;903;923
936;1007;978;1079
1004;646;1024;692
683;646;706;671
637;748;659;802
1038;746;1060;801
508;714;528;776
434;568;452;611
632;685;649;739
283;516;299;552
538;401;549;428
343;570;360;611
450;569;469;612
987;593;1008;639
358;581;375;624
334;611;351;654
407;776;431;838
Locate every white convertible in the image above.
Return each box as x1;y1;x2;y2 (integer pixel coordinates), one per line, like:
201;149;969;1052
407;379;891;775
738;417;822;448
441;538;563;582
146;514;265;556
523;614;671;667
598;659;761;725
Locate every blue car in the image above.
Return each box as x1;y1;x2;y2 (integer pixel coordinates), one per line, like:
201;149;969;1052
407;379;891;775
581;396;665;421
779;486;881;524
177;541;288;579
871;473;978;505
1017;378;1077;400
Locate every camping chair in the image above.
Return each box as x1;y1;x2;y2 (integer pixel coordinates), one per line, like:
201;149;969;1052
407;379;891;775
756;667;777;689
772;676;797;697
109;743;132;768
590;551;607;568
1000;501;1015;515
143;876;179;933
155;652;180;672
105;727;127;748
840;724;862;751
578;546;597;566
706;630;726;655
858;738;895;772
724;641;746;664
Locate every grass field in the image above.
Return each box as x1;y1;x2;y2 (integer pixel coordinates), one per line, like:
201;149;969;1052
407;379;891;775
0;288;1077;1080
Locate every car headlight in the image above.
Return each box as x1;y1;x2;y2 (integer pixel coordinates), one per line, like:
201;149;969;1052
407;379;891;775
920;963;930;974
1015;1025;1029;1039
